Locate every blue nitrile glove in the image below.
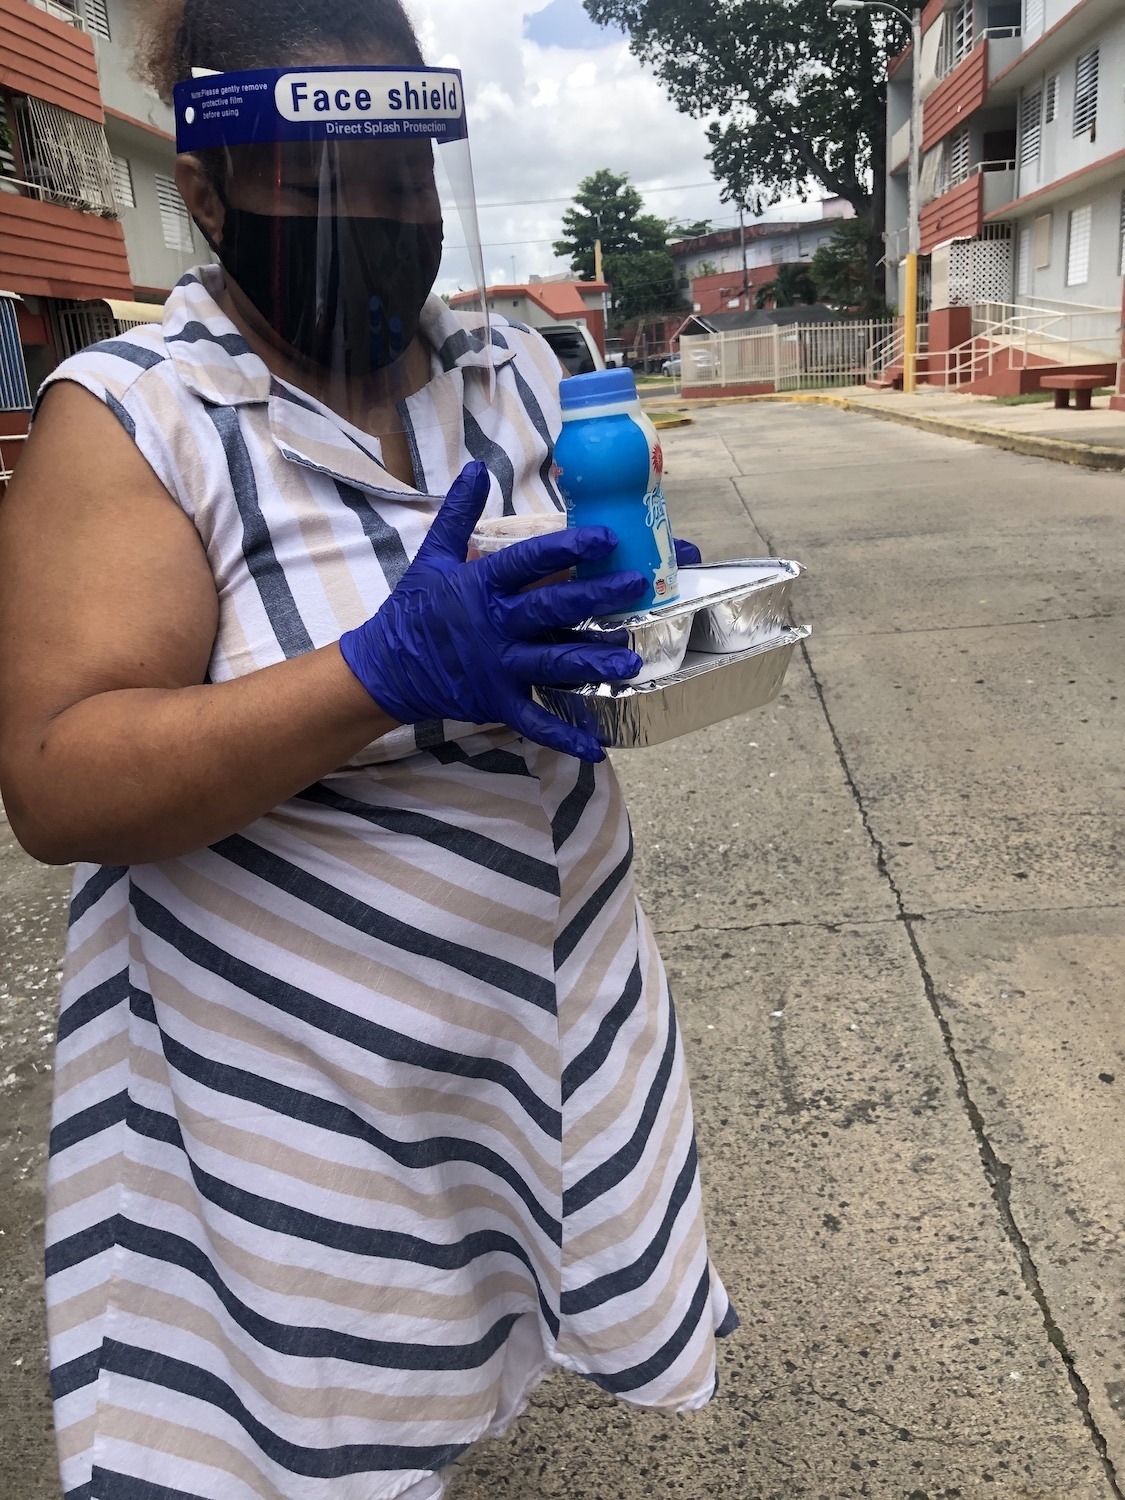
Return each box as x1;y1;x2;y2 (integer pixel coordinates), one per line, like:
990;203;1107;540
340;462;647;763
675;538;702;567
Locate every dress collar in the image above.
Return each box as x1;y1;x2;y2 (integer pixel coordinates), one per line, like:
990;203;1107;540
161;266;514;410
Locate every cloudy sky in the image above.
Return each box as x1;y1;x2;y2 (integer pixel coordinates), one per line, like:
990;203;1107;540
405;0;821;294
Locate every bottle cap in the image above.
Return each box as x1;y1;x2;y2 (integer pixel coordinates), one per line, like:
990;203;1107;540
559;368;638;411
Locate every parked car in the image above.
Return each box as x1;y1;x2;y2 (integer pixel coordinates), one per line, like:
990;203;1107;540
662;349;717;380
539;322;605;377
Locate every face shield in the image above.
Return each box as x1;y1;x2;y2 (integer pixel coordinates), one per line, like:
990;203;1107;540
173;66;493;419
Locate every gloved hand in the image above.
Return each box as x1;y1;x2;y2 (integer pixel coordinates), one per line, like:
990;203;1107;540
675;538;702;567
340;462;647;763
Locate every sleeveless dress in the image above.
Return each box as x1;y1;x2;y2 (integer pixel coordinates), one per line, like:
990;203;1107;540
43;268;736;1500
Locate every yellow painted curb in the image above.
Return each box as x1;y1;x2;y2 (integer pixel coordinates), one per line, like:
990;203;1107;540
681;390;1125;472
652;416;693;430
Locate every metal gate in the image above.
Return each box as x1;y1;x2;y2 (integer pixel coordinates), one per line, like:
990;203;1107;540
679;319;894;393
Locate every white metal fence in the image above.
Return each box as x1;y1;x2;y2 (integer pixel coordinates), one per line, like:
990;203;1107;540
679;319;895;393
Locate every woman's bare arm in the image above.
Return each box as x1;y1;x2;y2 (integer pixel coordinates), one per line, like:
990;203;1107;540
0;383;398;867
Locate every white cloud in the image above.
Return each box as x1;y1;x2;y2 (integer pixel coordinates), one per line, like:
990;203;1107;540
406;0;829;293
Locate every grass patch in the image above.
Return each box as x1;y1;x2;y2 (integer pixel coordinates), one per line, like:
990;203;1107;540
993;387;1113;406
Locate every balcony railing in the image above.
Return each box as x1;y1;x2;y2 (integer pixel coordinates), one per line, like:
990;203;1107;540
26;0;84;26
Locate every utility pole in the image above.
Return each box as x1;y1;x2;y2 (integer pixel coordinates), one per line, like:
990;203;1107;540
739;206;750;309
831;0;922;392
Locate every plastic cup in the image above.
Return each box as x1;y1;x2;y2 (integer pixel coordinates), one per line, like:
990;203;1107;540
469;514;571;588
468;514;567;559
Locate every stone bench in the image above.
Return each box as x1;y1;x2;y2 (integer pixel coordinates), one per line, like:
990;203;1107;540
1039;375;1104;412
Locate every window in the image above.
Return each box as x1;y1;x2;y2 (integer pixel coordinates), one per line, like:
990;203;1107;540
1065;204;1092;286
1073;48;1098;136
155;172;194;253
948;126;971;188
1023;0;1043;34
110;153;134;209
0;95;17;187
0;297;32;412
12;96;116;213
1018;88;1042;168
1017;225;1032;296
83;0;111;39
1044;74;1058;124
942;0;974;75
1119;191;1125;278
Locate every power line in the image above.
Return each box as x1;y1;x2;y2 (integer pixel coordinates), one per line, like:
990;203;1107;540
474;179;721;210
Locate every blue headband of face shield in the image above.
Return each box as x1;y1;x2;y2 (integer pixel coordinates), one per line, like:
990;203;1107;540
174;66;469;152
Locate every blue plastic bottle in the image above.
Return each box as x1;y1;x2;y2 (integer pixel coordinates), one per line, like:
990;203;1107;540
554;369;679;613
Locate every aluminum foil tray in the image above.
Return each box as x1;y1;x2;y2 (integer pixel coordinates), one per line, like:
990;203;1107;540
682;560;804;654
583;559;804;684
536;627;810;750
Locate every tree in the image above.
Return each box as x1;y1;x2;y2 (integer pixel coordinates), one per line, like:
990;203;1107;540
583;0;899;309
554;169;680;330
810;218;884;312
755;263;820;310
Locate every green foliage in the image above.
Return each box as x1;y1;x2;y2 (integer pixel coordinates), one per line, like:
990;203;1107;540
554;168;680;329
755;263;820;309
583;0;899;304
810;218;884;312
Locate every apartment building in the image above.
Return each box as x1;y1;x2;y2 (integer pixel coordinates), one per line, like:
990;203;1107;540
0;0;207;452
670;201;855;315
885;0;1124;394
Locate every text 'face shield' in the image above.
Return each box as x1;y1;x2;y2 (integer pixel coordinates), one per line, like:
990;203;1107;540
174;67;493;419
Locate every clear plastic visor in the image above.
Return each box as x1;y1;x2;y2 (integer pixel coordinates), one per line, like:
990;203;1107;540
175;70;493;434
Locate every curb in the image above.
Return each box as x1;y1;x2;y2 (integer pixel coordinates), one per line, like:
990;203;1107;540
681;390;1125;472
652;416;693;431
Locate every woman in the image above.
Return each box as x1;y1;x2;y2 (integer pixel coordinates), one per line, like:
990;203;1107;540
0;2;735;1496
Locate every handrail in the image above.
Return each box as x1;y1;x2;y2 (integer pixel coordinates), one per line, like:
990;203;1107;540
977;25;1020;40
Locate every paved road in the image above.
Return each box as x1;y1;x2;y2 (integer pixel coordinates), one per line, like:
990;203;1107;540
2;404;1122;1498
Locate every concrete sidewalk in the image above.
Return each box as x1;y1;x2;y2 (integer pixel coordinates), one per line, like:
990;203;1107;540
646;385;1125;473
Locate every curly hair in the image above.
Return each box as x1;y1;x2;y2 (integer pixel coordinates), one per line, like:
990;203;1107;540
136;0;426;104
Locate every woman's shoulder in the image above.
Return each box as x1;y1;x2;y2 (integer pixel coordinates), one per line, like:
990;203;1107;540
40;325;176;416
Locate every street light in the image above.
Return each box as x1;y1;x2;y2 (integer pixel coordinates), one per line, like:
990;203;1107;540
831;0;923;394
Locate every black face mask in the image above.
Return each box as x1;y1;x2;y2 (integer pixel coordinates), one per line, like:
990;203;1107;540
214;206;444;377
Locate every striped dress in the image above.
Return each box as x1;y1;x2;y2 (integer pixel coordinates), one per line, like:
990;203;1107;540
44;267;736;1500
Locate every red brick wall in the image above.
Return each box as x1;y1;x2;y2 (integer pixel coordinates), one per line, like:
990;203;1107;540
690;265;780;316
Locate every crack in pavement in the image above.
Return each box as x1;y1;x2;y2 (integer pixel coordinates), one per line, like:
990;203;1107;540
729;439;1125;1500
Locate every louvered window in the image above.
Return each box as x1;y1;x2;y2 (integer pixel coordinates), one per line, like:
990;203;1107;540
1017;225;1031;296
948;127;971;188
1073;49;1098;136
155;172;194;252
111;154;134;209
83;0;111;40
1118;191;1125;278
1019;89;1042;168
1023;0;1043;27
1044;74;1058;124
1065;204;1092;286
13;96;116;214
0;297;32;412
